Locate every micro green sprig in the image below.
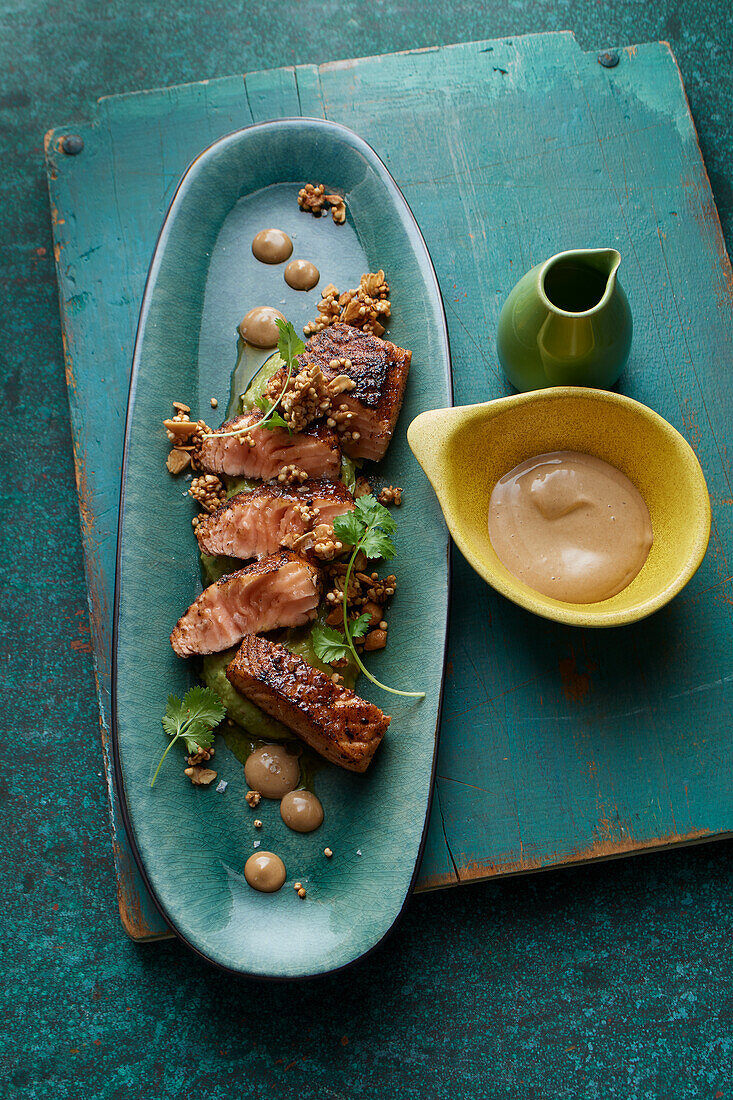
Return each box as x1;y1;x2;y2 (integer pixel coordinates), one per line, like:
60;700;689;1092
312;495;425;699
202;318;303;439
151;685;225;787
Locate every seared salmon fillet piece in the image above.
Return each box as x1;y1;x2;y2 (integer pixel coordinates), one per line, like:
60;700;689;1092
196;479;355;561
226;636;390;772
195;411;341;479
170;552;322;657
306;323;411;461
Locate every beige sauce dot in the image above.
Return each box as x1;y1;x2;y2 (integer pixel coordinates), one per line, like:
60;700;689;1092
244;851;286;893
284;259;320;291
238;307;285;348
280;790;324;833
244;744;300;799
251;228;293;264
488;450;653;604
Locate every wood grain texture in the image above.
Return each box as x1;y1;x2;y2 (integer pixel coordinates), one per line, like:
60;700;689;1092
46;32;733;941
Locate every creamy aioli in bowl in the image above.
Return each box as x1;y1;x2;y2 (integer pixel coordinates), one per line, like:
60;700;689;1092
488;450;653;603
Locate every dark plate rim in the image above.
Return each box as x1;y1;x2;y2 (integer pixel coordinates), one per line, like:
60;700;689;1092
111;116;454;981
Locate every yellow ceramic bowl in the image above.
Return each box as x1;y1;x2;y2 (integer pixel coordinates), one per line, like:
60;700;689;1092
407;388;711;627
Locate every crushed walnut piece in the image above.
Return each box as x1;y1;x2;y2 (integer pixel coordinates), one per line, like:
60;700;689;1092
166;448;191;476
264;359;357;435
298;183;326;215
326;194;346;224
189;473;227;514
304;271;391;337
245;790;261;808
184;766;218;786
303;284;341;336
354;477;372;499
187;745;215;766
298;183;346;225
322;564;397;648
163;403;212;473
378;485;403;506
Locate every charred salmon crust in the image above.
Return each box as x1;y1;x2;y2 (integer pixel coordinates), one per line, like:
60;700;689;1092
195;479;355;560
304;323;411;461
170;551;322;657
194;410;341;479
226;636;390;772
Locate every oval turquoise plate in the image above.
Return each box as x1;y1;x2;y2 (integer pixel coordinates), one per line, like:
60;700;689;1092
113;119;451;978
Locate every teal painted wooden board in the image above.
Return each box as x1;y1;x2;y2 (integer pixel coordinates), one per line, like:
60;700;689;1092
46;32;733;943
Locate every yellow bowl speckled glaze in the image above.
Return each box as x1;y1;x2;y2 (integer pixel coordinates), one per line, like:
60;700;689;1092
407;388;711;627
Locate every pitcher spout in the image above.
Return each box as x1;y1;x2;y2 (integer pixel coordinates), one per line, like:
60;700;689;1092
497;246;633;391
540;247;621;317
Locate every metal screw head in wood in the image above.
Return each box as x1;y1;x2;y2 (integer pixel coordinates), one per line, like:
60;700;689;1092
598;49;620;68
61;134;84;155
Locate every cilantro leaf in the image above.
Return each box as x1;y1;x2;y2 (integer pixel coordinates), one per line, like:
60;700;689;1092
201;319;303;443
260;409;289;431
328;493;424;699
349;613;372;640
333;509;364;548
276;318;305;363
311;624;352;665
180;685;226;729
362;528;396;562
151;685;225;787
333;495;397;560
355;495;397;536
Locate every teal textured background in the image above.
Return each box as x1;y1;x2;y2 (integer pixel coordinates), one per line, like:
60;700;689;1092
3;1;733;1097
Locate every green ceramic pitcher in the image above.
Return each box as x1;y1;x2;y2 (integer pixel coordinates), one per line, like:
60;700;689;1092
496;247;632;391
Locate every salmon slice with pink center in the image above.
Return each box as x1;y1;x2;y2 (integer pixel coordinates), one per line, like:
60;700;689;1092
226;635;390;772
196;479;355;560
170;552;322;657
195;411;341;479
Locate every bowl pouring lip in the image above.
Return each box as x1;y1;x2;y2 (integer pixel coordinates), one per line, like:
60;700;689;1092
408;387;712;628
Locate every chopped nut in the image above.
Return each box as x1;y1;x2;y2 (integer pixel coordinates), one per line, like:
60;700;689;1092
324;847;333;858
245;790;261;808
298;183;346;226
210;397;218;408
293;881;303;891
298;887;307;899
325;194;346;225
163;417;198;439
362;601;383;628
297;182;326;214
364;629;387;651
253;819;262;829
304;270;390;337
187;744;215;766
166;448;191;475
184;766;218;786
172;401;191;414
378;485;403;506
